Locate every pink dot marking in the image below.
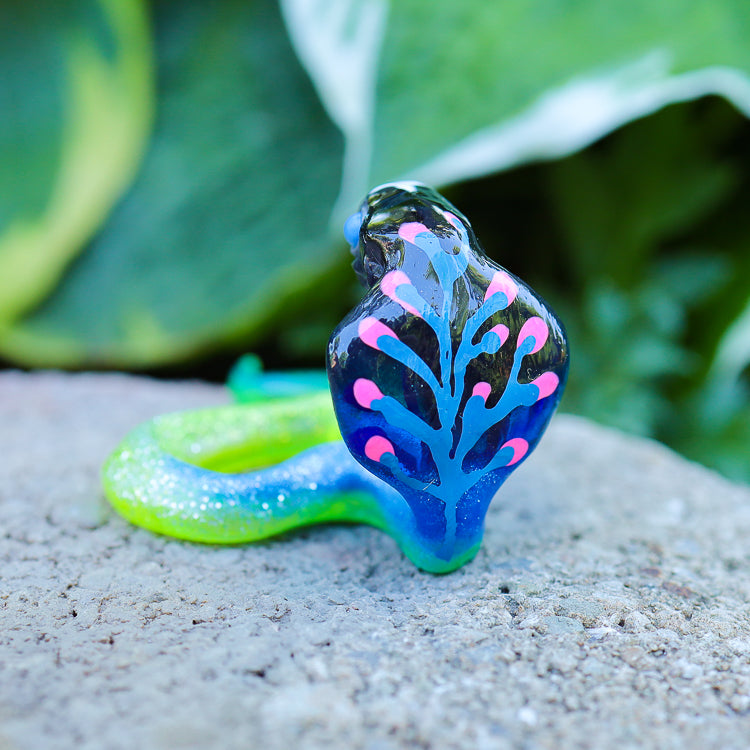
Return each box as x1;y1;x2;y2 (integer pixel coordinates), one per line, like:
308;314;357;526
353;378;384;409
398;222;429;244
444;211;462;230
501;437;529;466
484;271;518;305
358;317;398;351
472;381;491;402
489;323;510;347
364;435;395;463
531;371;559;400
517;317;548;354
381;269;410;297
381;270;422;318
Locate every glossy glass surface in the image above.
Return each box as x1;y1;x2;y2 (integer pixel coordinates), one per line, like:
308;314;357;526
328;182;569;568
103;183;569;573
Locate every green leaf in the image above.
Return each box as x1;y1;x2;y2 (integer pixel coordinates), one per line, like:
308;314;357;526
0;0;152;324
0;0;344;367
670;295;750;480
555;282;693;437
706;296;750;400
280;0;387;219
284;0;750;215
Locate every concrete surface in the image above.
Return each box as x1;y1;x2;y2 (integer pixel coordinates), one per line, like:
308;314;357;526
1;370;750;750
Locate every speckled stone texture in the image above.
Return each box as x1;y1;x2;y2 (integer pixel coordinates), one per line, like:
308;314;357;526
1;371;750;750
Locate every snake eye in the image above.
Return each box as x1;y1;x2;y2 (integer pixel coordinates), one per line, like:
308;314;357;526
343;209;364;248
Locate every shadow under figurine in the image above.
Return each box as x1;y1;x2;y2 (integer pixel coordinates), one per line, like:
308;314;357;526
103;182;568;574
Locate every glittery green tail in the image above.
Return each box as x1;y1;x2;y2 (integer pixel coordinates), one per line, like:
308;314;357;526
102;387;482;573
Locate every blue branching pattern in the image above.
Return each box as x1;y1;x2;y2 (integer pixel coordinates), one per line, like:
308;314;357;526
328;183;569;568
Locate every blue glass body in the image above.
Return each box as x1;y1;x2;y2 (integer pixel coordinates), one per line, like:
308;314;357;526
328;182;569;571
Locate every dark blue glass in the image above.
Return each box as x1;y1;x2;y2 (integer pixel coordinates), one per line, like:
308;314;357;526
328;182;569;571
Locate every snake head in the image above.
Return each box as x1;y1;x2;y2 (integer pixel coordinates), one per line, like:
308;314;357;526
343;181;476;289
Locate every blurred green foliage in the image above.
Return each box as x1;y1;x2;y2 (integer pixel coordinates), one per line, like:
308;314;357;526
0;0;152;324
450;100;750;483
1;0;749;481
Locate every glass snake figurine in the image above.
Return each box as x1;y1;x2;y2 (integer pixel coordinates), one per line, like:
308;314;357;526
103;183;569;573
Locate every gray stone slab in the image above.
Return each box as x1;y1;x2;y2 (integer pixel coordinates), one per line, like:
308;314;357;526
1;370;750;750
